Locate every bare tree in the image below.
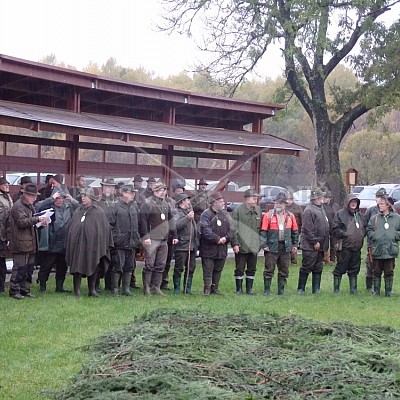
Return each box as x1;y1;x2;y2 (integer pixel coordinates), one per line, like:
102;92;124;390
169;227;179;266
159;0;400;202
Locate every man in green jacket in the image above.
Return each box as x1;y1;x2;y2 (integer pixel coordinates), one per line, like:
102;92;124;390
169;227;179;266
366;196;400;297
231;189;262;295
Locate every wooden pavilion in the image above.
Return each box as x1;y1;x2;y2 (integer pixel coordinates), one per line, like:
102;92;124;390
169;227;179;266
0;55;307;200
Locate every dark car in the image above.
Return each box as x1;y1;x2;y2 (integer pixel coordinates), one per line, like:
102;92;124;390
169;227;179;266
259;185;287;212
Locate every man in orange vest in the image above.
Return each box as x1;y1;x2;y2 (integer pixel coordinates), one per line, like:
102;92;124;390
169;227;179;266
260;192;298;295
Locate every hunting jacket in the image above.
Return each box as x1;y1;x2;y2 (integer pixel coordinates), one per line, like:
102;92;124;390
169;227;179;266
9;197;40;254
231;202;262;254
174;206;198;252
367;210;400;259
260;209;298;253
300;202;330;252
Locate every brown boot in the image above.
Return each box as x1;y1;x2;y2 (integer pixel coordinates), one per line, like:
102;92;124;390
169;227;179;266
152;272;166;296
203;285;211;295
142;271;152;296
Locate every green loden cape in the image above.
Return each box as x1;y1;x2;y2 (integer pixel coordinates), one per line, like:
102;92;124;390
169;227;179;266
66;204;113;276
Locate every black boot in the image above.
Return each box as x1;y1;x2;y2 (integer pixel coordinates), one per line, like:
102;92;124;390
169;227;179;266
39;281;47;293
183;277;193;294
111;272;120;296
121;272;133;296
173;275;181;295
366;276;373;293
373;276;381;296
235;278;243;295
263;277;271;296
312;273;322;294
55;279;70;293
349;276;358;295
333;275;341;294
384;276;393;297
297;272;308;295
277;277;286;295
73;273;81;297
88;274;99;297
246;277;255;295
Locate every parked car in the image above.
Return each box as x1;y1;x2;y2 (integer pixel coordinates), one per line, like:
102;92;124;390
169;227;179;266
292;189;311;206
6;172;53;186
350;185;365;197
207;181;239;192
357;183;400;209
259;185;287;211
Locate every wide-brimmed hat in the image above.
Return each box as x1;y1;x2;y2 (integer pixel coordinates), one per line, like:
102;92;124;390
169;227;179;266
210;192;224;202
147;177;157;183
21;183;40;196
174;193;191;204
152;181;168;192
20;176;33;185
286;192;294;200
121;184;137;193
0;176;9;185
273;192;288;203
133;174;143;182
310;187;326;200
197;178;209;186
53;174;64;184
100;178;117;187
244;189;259;198
81;188;99;202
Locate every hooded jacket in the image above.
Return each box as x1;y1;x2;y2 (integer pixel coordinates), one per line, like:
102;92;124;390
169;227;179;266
332;195;366;251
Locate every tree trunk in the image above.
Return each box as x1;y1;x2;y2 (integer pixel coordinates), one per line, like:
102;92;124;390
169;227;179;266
314;117;347;206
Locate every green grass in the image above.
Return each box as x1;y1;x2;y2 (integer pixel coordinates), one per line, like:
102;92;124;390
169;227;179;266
1;254;400;399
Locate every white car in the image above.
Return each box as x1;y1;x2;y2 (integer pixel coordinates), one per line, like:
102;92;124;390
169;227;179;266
292;189;311;205
357;184;400;209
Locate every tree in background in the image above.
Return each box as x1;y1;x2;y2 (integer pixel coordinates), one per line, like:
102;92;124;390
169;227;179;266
159;0;400;203
340;130;400;184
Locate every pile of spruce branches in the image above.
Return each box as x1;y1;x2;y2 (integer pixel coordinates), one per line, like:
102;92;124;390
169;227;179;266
49;309;400;399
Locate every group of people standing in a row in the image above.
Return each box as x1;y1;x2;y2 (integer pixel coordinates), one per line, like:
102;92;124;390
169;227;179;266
0;173;399;299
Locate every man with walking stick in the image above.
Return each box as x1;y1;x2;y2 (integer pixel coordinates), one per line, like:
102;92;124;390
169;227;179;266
173;193;198;294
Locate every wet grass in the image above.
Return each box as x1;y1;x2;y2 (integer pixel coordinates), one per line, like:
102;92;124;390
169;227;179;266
1;255;399;399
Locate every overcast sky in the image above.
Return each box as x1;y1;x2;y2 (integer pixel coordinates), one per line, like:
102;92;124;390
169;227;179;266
1;1;398;81
0;0;283;79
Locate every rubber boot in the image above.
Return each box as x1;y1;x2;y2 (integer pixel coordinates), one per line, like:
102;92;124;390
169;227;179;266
211;284;223;295
73;273;81;297
39;281;47;293
263;277;271;296
366;276;373;293
55;279;70;293
349;276;358;295
333;275;342;294
211;270;223;294
111;272;120;296
297;272;308;295
235;278;243;295
173;275;181;295
373;276;381;296
87;274;99;297
277;277;286;295
152;272;166;296
121;272;133;296
142;271;152;296
384;276;393;297
312;273;322;294
183;277;192;294
246;277;255;295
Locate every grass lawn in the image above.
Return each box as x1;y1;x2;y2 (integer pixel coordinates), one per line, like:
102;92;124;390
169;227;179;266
1;254;400;399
